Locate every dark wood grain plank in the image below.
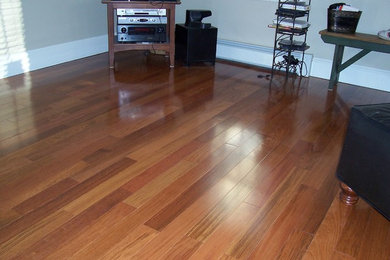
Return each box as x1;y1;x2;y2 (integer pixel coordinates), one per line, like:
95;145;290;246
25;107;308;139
0;157;135;244
164;236;202;260
121;139;204;193
335;201;375;258
13;178;79;215
46;202;136;259
17;187;133;259
356;208;390;260
277;230;313;260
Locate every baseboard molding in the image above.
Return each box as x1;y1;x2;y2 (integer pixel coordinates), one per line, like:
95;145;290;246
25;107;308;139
0;35;108;79
217;39;390;92
310;58;390;92
216;39;313;76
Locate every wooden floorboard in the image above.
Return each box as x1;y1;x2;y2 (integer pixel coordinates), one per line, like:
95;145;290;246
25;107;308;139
1;51;390;259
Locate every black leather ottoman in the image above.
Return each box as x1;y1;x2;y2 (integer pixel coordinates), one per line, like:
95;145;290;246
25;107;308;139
336;103;390;220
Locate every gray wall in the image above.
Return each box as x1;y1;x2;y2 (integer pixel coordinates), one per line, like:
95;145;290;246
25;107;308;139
8;0;390;72
21;0;107;50
176;0;390;71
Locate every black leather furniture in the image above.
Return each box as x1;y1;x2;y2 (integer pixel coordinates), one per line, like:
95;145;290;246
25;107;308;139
336;103;390;220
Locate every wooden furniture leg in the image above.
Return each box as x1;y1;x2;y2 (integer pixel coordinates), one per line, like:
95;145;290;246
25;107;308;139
328;44;344;90
107;4;115;68
339;182;359;205
169;6;176;68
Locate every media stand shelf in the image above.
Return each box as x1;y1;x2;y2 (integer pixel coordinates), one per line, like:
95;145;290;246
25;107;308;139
102;0;181;68
270;0;311;77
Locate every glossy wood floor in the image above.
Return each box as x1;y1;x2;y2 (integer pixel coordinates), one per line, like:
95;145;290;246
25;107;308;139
1;52;389;259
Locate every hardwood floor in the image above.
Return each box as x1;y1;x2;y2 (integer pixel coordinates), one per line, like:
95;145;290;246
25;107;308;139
1;51;389;259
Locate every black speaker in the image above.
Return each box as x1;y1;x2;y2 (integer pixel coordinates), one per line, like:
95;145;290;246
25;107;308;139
175;24;217;66
175;10;217;66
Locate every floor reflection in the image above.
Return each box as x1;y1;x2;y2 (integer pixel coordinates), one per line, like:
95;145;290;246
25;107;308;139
0;0;30;79
108;52;215;122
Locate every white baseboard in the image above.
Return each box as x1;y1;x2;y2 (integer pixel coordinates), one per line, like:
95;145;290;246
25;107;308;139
0;35;108;79
216;39;313;76
310;58;390;92
217;39;390;92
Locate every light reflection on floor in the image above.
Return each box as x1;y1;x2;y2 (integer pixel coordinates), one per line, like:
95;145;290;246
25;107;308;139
0;0;33;143
0;0;30;80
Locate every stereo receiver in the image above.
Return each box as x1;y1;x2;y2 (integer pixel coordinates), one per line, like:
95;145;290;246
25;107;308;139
117;25;166;43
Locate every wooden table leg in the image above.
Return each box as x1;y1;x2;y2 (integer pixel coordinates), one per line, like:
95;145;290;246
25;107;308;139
168;6;175;68
109;50;115;69
328;44;344;90
107;4;115;68
339;182;359;206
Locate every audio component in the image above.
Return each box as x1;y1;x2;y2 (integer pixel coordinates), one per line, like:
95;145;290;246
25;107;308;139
117;8;168;43
117;16;167;24
117;9;166;16
117;25;166;43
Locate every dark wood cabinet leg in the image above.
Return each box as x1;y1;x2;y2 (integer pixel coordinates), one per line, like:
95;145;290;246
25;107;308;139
339;182;359;205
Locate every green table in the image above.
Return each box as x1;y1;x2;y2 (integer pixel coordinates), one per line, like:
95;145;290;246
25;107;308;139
319;29;390;90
